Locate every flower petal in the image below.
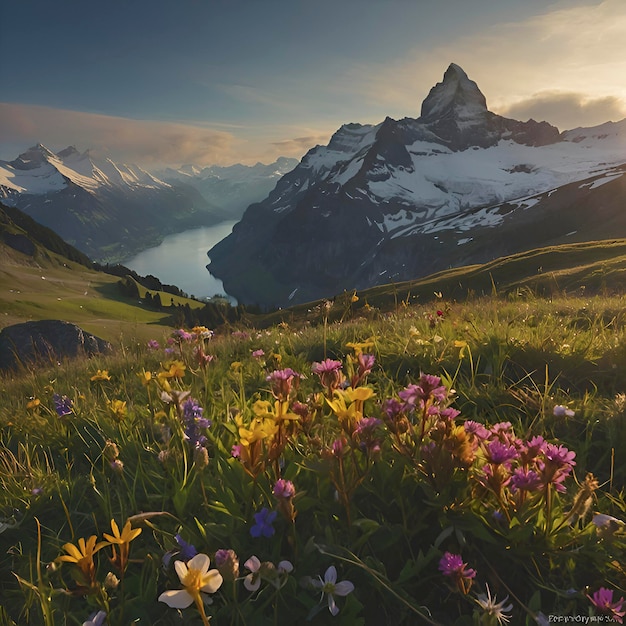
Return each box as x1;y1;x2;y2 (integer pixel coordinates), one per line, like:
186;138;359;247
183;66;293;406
278;560;293;573
187;553;210;574
324;565;337;584
158;589;194;609
244;556;261;572
174;560;188;583
328;593;339;616
244;573;261;592
200;569;223;594
334;580;355;596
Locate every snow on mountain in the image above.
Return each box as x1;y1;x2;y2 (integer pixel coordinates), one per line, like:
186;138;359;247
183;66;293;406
0;144;169;195
207;63;626;308
157;157;299;219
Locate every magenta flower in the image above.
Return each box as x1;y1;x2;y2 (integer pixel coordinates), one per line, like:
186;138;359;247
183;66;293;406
588;588;625;623
251;349;265;359
147;339;160;350
266;368;300;400
538;443;576;492
398;374;447;411
485;440;519;465
510;468;542;492
464;420;491;441
438;552;477;579
273;479;296;499
311;359;343;375
53;393;73;417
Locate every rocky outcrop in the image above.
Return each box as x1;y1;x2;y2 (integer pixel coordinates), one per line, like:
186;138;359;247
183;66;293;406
0;320;112;371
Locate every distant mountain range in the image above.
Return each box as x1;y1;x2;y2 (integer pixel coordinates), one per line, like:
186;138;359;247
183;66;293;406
207;63;626;307
157;157;298;220
0;145;296;263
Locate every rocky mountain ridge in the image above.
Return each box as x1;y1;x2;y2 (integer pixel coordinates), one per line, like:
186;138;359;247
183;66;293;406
207;64;626;307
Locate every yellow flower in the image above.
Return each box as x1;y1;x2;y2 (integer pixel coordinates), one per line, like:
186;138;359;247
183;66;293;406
350;291;359;303
57;535;109;585
26;398;41;409
103;519;142;574
160;360;186;379
108;399;127;421
346;337;375;355
90;369;111;382
159;553;223;624
137;370;152;386
230;361;243;372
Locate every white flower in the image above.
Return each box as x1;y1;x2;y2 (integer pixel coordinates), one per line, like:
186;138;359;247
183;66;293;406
474;584;513;625
310;565;354;616
82;611;106;626
158;553;223;609
553;405;575;418
243;555;262;592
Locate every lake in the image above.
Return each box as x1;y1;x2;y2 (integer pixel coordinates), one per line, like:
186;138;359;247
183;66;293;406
125;220;237;301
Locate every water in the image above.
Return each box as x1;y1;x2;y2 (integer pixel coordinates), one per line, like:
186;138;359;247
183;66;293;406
125;220;237;301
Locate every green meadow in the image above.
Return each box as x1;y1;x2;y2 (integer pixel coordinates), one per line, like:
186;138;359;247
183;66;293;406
0;239;625;625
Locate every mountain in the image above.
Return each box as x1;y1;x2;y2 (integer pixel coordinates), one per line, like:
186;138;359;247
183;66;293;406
0;144;225;262
157;157;299;220
207;63;626;308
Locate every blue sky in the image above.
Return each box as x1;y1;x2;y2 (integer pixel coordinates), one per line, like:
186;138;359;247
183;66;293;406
1;0;625;166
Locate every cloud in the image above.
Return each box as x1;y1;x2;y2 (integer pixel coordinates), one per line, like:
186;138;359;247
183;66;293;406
496;92;626;130
270;134;331;155
329;0;626;128
0;103;236;166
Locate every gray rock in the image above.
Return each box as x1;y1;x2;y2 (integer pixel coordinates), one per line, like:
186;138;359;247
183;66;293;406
0;320;112;371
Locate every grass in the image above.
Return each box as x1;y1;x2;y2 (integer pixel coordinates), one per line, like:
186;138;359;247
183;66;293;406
0;289;625;625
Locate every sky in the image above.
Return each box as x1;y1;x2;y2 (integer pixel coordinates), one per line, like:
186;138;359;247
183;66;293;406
1;0;625;168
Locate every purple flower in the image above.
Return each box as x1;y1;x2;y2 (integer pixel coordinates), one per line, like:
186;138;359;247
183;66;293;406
174;534;198;561
311;359;343;375
181;398;211;449
53;393;73;417
273;479;296;499
147;339;160;350
173;328;194;342
250;508;277;538
538;443;576;492
231;444;242;458
438;552;477;579
398;374;447;412
510;468;542;492
382;398;403;420
464;420;490;441
231;330;250;340
266;368;300;400
251;349;265;359
485;440;519;465
587;588;625;623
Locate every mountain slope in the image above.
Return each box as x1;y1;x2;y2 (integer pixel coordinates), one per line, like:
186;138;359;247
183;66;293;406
0;145;225;262
207;64;626;308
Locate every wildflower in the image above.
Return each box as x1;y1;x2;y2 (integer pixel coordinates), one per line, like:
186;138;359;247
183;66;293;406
103;519;142;574
103;572;120;590
346;338;375;355
464;420;490;441
181;398;211;449
173;328;194;342
26;397;41;409
174;534;198;561
108;399;127;421
137;370;152;386
250;507;277;538
243;555;262;591
510;468;542;492
147;339;160;350
90;369;111;382
109;459;124;474
158;553;223;624
312;359;344;394
485;440;519;466
194;346;214;369
310;565;354;616
231;444;241;458
266;368;301;401
57;535;109;586
82;610;107;626
438;552;476;594
53;393;73;417
273;478;296;499
538;443;576;492
214;549;239;582
587;587;625;623
553;404;575;418
592;512;625;540
252;349;265;359
160;360;186;380
474;584;513;625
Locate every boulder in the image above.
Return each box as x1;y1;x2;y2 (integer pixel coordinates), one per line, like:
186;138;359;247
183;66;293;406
0;320;112;371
